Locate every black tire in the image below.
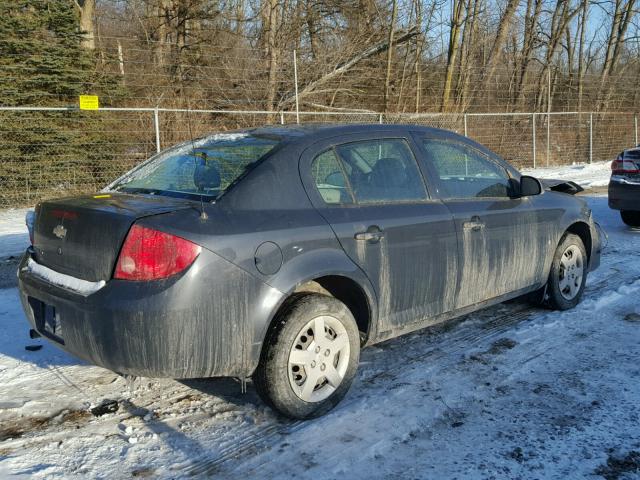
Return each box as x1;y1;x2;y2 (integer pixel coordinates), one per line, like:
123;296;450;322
620;210;640;228
254;293;360;419
545;233;588;310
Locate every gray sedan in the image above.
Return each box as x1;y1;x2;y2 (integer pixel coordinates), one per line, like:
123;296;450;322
18;124;601;419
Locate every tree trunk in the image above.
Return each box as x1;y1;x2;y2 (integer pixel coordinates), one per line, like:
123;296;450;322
597;0;635;110
514;0;542;109
577;0;588;112
74;0;96;50
441;0;465;112
481;0;520;89
456;0;481;111
383;0;398;113
534;0;579;111
263;0;281;112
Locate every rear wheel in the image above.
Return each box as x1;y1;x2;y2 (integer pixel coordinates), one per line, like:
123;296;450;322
254;293;360;419
545;233;587;310
620;210;640;228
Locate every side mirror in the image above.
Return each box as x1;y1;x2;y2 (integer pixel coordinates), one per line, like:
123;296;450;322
519;175;543;197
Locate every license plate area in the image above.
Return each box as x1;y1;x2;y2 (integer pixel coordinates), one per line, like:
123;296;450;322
28;297;64;344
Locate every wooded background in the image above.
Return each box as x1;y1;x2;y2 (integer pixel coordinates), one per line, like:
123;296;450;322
2;0;639;113
0;0;638;207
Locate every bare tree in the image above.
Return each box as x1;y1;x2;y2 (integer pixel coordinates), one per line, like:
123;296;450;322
481;0;521;86
597;0;636;110
441;0;466;111
383;0;398;112
74;0;96;50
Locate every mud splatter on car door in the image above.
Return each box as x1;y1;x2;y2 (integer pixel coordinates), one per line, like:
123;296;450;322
302;137;459;334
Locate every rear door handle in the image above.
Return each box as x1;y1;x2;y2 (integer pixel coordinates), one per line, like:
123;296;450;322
463;217;485;232
355;226;384;243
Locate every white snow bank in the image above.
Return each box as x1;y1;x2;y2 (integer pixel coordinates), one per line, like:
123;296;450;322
0;208;31;259
522;160;611;188
22;257;105;295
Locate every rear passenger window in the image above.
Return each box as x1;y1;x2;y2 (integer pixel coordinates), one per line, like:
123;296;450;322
311;149;353;204
334;139;427;203
420;139;511;199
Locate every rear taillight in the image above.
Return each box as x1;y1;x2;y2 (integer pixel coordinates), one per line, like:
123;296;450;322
612;154;640;174
114;224;201;281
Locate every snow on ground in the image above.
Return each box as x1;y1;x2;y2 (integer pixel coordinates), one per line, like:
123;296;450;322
0;195;639;479
0;209;29;260
522;160;612;189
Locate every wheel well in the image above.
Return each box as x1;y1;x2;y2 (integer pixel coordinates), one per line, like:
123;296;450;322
566;222;592;262
294;276;371;341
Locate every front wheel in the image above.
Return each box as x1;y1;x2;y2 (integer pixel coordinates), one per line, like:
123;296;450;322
254;293;360;419
545;233;588;310
620;210;640;228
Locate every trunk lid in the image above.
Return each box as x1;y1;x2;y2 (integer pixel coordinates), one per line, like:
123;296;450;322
32;193;193;282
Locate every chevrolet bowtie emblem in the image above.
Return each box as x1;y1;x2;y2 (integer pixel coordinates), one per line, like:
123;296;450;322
53;224;67;239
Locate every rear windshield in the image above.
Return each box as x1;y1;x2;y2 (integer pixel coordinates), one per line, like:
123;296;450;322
111;133;280;201
624;150;640;160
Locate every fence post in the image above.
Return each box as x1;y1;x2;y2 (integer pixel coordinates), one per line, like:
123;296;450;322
153;107;161;153
635;114;638;146
293;50;300;124
546;113;550;166
589;113;593;164
280;111;285;125
379;113;383;124
463;113;468;137
532;113;536;169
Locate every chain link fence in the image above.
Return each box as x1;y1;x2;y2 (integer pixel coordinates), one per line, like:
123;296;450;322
1;107;638;208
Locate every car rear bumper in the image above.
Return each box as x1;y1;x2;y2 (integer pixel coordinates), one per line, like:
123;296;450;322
17;248;284;379
608;178;640;211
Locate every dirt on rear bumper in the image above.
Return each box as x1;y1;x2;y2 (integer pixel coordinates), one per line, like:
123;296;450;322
17;249;284;379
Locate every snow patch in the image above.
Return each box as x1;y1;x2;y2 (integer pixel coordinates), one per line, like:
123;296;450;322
0;207;31;259
522;160;611;188
22;257;105;295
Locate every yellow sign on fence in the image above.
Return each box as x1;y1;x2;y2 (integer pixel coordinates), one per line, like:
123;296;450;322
79;95;99;110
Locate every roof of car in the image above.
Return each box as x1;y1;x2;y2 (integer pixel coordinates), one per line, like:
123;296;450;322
242;123;518;173
246;123;441;140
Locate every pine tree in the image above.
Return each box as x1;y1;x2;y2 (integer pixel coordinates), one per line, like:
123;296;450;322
0;0;127;207
0;0;97;106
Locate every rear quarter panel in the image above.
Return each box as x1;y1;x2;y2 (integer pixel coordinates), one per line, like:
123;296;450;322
141;142;378;373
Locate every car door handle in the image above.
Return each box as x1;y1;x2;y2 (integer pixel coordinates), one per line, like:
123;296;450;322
355;227;385;243
463;219;485;232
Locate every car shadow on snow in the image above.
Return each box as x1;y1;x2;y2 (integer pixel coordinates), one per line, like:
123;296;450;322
117;399;215;477
179;377;263;407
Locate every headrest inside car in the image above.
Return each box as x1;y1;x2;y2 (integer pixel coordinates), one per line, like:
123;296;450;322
194;161;221;191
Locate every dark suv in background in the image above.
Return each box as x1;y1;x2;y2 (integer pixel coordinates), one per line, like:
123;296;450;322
609;146;640;227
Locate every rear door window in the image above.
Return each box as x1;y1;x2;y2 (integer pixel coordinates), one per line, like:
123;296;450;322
333;139;427;203
418;139;511;199
311;149;353;204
